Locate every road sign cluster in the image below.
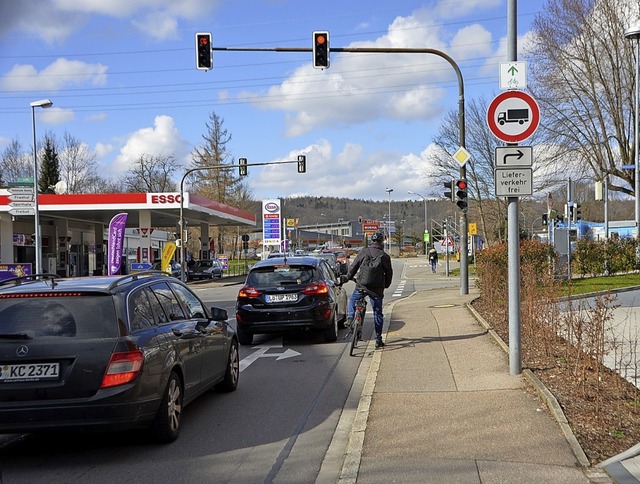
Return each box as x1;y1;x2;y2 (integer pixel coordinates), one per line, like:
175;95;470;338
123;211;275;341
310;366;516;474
487;62;539;198
8;186;35;216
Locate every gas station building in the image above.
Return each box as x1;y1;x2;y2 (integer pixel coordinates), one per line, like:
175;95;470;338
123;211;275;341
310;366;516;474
0;190;256;277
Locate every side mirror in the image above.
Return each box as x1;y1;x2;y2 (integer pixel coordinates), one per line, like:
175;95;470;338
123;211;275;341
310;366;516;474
210;306;228;322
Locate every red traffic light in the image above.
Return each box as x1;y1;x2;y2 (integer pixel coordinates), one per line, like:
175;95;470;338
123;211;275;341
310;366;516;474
313;31;330;69
456;179;467;190
195;32;212;70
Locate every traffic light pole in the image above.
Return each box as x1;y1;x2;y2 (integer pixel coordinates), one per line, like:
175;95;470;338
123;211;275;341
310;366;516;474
178;158;304;281
211;44;468;294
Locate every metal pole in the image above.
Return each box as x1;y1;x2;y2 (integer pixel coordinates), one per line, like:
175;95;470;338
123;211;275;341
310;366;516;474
507;0;521;375
635;36;640;265
31;106;41;275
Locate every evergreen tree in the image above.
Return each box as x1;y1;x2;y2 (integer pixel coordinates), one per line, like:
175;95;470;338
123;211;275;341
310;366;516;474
38;134;60;194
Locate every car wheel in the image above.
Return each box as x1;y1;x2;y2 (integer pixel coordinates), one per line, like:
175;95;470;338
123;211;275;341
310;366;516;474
237;327;253;346
323;311;338;342
216;339;239;392
149;371;183;443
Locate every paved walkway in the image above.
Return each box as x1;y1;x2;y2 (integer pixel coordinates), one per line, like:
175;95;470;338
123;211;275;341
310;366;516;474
335;259;614;483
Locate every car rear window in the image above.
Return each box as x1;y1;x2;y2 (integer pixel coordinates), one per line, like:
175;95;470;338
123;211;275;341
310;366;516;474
247;266;315;286
0;294;119;338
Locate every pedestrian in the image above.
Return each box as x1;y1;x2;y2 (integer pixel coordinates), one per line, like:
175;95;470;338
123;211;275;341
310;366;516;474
343;232;393;348
428;246;438;274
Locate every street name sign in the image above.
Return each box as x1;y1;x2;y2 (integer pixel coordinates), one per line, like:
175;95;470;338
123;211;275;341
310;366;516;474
486;90;540;143
9;201;35;208
495;168;533;197
495;146;533;167
8;193;34;202
8;186;34;195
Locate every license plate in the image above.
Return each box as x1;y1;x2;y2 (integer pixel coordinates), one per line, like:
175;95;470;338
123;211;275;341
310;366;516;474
0;362;60;382
266;293;298;303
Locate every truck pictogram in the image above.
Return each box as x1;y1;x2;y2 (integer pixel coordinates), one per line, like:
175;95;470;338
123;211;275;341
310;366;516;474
497;108;529;125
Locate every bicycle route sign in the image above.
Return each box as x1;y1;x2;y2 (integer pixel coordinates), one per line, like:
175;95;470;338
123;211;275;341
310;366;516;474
486;90;540;143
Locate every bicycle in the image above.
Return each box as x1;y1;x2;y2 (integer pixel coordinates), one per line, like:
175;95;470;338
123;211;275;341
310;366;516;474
345;296;367;356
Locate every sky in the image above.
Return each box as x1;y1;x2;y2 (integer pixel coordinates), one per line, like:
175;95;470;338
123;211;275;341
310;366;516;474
0;0;546;203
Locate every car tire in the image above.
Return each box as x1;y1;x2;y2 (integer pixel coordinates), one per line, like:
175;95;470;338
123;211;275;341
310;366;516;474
237;327;253;346
149;371;183;443
216;339;239;392
323;311;338;342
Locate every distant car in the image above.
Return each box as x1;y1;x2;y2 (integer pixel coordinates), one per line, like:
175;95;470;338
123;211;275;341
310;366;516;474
188;259;223;280
312;252;341;276
267;252;295;259
0;272;239;442
151;260;182;278
322;248;350;275
235;256;347;345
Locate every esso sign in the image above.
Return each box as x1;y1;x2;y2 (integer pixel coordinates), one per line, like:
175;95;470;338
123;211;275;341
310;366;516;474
151;194;181;204
264;202;279;212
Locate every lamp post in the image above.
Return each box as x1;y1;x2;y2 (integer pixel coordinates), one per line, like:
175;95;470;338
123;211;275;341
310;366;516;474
626;19;640;265
30;99;53;275
408;191;428;254
385;188;393;252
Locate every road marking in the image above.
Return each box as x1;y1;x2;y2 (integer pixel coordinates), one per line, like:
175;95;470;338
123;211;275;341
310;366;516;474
239;337;302;372
392;280;406;298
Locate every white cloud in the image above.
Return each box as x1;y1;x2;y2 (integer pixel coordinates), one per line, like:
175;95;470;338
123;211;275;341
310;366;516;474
95;142;114;159
85;113;107;123
1;0;222;42
39;107;75;125
243;8;498;137
112;115;191;173
0;58;107;92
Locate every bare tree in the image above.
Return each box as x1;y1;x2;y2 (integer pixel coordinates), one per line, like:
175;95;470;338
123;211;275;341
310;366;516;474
0;138;31;183
119;154;181;192
528;0;638;196
59;132;101;194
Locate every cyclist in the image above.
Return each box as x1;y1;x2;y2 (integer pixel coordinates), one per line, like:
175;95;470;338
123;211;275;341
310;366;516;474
343;232;393;348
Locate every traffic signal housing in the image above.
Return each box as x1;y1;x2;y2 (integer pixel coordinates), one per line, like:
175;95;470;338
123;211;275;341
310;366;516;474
573;203;582;222
443;180;454;202
455;179;468;212
541;213;548;226
195;32;212;70
313;31;330;69
238;157;248;176
297;155;306;173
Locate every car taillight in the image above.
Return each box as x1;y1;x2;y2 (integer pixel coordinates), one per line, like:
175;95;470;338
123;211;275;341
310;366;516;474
238;286;261;298
302;282;329;295
100;350;144;389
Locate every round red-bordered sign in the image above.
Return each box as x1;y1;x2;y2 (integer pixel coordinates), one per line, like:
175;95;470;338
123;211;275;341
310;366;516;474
486;90;540;143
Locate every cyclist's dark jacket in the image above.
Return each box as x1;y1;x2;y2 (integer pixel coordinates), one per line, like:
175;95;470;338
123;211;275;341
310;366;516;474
346;240;393;298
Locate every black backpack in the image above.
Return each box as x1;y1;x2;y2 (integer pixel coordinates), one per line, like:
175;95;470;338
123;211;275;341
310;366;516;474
357;249;385;287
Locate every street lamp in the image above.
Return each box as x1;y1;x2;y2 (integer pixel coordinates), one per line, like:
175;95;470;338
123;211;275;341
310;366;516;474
626;19;640;265
408;191;428;254
30;99;53;275
385;188;393;252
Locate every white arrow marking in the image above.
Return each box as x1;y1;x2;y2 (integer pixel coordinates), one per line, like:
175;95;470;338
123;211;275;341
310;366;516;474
239;338;301;372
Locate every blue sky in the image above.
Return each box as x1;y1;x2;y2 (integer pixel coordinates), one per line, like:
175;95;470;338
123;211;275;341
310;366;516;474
0;0;545;202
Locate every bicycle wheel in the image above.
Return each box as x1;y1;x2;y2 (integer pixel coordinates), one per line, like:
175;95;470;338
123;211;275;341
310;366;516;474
349;312;361;356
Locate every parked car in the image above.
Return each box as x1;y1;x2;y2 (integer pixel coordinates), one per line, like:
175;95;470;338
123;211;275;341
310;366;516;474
188;259;223;280
0;272;239;442
322;248;350;275
235;256;347;345
151;260;182;278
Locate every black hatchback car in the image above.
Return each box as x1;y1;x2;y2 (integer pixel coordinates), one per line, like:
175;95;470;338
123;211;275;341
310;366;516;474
0;272;239;443
235;256;347;345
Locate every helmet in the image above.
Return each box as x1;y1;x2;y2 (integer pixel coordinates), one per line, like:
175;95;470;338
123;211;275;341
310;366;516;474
371;232;384;242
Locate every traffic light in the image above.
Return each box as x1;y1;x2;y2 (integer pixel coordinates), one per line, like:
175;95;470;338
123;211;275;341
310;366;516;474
313;31;330;69
297;155;306;173
195;32;212;70
573;203;582;222
443;180;454;201
455;179;468;212
541;213;548;226
239;157;248;176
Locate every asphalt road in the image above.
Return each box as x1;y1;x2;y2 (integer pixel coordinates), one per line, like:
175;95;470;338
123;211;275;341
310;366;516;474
0;259;416;483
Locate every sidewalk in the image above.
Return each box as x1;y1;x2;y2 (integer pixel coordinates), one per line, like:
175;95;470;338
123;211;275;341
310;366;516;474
338;285;614;483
